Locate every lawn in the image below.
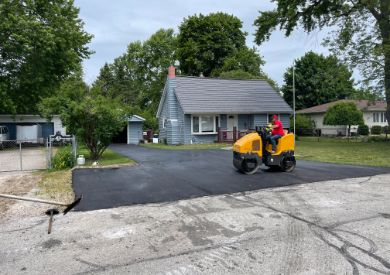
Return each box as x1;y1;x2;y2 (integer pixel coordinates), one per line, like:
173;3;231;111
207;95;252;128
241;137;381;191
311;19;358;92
77;147;135;166
141;143;231;150
296;137;390;167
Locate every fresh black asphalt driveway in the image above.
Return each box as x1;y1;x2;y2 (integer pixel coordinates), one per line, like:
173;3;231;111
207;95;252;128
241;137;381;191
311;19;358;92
73;145;390;211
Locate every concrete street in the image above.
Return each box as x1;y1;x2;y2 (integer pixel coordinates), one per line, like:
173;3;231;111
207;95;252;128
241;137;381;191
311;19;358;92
1;173;390;274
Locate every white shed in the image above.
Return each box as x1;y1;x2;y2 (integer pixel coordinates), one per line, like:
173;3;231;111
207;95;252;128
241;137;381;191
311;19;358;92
127;115;145;145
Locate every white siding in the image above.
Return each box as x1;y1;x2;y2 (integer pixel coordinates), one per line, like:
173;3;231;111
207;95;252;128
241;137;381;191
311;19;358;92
0;115;66;134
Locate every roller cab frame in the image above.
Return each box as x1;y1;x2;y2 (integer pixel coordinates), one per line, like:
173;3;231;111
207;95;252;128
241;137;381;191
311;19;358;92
233;129;296;175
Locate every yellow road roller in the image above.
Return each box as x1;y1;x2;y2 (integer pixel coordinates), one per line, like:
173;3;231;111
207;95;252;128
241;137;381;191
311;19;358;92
233;127;296;174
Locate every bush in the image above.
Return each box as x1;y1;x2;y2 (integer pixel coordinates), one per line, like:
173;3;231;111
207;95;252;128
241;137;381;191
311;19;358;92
52;146;74;169
371;125;382;135
291;114;314;136
383;126;389;135
358;124;369;136
368;136;387;142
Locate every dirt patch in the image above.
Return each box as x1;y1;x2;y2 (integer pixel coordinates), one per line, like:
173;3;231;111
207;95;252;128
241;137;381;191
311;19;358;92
0;171;42;220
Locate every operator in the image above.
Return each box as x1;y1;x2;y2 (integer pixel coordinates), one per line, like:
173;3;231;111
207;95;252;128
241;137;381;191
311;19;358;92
267;114;285;154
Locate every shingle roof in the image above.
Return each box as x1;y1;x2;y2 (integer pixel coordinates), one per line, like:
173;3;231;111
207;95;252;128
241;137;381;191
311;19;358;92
173;77;292;114
297;99;387;114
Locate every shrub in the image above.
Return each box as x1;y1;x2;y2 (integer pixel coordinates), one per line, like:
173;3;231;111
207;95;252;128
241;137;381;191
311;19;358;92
291;114;314;136
52;146;74;169
368;136;386;142
371;125;382;135
383;126;389;135
357;124;369;136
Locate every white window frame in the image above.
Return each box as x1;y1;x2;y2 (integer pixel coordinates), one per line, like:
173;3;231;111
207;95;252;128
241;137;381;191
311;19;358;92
162;117;167;129
191;115;217;135
373;113;379;123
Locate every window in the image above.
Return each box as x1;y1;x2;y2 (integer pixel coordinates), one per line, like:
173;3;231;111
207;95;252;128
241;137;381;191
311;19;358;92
192;115;216;134
373;112;387;123
162;118;167;129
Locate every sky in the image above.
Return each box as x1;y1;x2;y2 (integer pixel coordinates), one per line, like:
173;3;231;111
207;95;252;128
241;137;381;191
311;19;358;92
74;0;330;86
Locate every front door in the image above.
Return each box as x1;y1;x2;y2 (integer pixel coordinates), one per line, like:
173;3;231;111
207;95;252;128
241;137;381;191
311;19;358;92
227;115;237;131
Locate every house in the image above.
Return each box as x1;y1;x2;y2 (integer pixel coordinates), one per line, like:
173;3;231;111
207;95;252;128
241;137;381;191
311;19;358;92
297;99;388;135
0;114;66;140
156;66;292;145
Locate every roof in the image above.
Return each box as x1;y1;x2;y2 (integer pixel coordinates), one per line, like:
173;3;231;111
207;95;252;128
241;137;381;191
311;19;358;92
297;100;387;114
128;115;145;122
171;77;292;115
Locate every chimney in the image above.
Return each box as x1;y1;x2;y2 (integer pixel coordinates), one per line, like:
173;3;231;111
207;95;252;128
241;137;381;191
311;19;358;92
168;65;175;78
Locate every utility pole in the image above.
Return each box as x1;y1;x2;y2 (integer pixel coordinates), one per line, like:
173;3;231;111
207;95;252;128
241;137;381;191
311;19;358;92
293;61;296;140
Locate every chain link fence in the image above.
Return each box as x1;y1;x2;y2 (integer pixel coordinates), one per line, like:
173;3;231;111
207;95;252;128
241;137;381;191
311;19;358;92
0;139;48;172
0;134;77;172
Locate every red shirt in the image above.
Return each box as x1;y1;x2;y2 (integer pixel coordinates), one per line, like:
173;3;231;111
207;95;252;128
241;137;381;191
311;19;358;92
272;120;284;136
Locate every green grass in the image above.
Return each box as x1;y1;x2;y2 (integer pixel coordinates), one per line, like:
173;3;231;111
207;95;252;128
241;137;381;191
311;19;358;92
77;147;135;166
296;138;390;167
141;143;231;150
37;170;74;202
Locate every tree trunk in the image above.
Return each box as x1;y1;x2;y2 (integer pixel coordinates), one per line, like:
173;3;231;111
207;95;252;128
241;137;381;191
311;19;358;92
379;0;390;126
384;49;390;127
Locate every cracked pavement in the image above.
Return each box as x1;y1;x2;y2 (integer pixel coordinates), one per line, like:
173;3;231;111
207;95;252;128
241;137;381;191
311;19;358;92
1;173;390;274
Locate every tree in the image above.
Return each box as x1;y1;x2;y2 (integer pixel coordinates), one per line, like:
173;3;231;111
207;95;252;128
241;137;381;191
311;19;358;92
177;13;247;76
93;29;176;130
40;76;128;161
323;102;364;136
215;47;265;77
0;0;92;114
291;114;314;136
254;0;390;126
282;52;355;110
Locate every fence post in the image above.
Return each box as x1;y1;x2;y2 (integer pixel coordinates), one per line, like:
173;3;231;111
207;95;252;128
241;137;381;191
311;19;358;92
72;135;77;160
19;142;22;171
217;127;221;143
233;126;237;142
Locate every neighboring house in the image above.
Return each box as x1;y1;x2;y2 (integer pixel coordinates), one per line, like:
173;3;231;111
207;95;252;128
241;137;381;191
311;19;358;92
297;99;388;135
156;66;292;145
0;114;66;140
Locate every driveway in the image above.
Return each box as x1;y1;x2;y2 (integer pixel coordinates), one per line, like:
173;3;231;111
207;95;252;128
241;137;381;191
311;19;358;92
72;145;390;211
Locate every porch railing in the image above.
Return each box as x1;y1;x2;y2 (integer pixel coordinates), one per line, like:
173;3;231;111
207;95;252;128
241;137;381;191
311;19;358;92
217;127;250;143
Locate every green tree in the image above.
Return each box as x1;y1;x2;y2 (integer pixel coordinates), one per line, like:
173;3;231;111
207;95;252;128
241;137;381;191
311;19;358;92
0;0;92;114
94;29;176;130
40;76;128;161
323;102;364;136
177;13;246;76
283;52;355;110
291;114;314;136
253;0;390;126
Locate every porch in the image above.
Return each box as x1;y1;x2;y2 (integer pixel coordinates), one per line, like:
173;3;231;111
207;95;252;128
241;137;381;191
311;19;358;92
216;127;252;143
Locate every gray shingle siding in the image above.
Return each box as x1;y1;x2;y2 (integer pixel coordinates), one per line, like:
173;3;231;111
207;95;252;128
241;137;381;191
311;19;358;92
253;114;268;128
219;114;227;130
280;114;291;129
238;114;253;130
158;85;168;143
